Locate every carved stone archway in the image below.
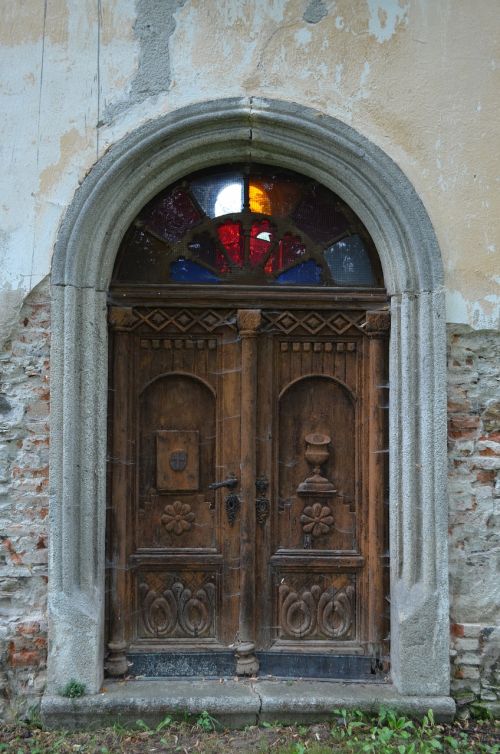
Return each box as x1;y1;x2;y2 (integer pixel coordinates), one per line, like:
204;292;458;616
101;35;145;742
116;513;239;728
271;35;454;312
47;98;450;700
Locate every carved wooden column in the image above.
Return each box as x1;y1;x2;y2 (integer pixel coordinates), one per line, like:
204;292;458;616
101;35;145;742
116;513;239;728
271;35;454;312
235;309;261;675
106;314;133;677
365;309;390;653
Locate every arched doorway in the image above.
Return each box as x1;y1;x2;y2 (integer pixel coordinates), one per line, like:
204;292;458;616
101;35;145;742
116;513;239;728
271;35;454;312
47;100;450;704
106;165;389;679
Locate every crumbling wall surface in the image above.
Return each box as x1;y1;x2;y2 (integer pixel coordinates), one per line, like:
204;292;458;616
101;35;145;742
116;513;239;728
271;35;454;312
0;280;50;720
448;326;500;713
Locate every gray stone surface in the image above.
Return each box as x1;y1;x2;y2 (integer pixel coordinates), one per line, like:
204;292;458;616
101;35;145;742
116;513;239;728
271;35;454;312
41;679;456;730
102;0;188;126
47;98;450;702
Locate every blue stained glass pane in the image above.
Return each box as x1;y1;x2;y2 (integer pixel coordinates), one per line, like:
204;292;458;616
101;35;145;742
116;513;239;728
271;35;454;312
274;260;323;285
324;235;375;285
170;258;221;283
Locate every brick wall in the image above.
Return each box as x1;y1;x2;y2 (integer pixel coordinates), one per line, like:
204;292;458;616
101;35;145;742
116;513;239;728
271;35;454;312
0;280;50;719
448;325;500;715
0;291;498;718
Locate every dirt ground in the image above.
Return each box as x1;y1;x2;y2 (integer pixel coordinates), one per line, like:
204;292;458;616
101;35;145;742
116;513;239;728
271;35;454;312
0;714;499;754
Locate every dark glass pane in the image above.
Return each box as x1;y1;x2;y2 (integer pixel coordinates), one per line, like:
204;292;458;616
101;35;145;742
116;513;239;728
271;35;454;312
324;235;376;286
250;219;274;267
217;221;243;266
170;258;221;283
114;227;170;283
274;260;323;285
188;232;227;271
191;174;244;218
277;234;307;270
140;188;201;243
249;178;302;217
292;185;350;244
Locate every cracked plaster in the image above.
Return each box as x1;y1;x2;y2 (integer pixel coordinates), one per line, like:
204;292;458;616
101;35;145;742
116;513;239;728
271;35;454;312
1;0;498;340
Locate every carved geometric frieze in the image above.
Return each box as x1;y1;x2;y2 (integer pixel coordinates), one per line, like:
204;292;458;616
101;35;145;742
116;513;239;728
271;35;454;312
263;309;365;335
110;307;237;333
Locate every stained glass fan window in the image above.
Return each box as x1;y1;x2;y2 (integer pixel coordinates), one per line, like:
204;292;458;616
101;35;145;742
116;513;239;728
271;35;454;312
112;166;383;288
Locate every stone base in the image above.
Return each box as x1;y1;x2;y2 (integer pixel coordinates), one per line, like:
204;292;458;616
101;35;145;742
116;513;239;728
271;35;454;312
41;679;456;730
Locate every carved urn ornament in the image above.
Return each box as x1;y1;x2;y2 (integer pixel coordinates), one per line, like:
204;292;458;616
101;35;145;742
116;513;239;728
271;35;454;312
298;433;335;492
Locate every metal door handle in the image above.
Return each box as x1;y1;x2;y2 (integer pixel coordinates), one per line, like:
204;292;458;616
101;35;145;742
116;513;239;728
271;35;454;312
208;474;238;490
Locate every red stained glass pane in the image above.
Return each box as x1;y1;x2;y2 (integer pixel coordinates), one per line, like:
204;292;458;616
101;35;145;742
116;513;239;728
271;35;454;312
140;187;202;243
217;221;243;267
292;185;349;244
250;220;274;267
188;232;228;271
249;179;302;217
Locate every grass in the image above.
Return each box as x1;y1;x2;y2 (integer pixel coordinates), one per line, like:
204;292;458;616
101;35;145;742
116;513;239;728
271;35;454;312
0;708;498;753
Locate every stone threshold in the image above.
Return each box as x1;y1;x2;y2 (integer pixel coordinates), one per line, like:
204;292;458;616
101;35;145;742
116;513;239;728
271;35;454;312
41;678;456;729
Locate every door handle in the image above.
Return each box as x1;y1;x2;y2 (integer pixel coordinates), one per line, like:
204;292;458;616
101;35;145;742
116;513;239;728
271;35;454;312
208;474;238;490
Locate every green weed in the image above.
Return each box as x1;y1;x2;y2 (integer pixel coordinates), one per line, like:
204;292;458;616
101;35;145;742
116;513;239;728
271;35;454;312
60;679;86;698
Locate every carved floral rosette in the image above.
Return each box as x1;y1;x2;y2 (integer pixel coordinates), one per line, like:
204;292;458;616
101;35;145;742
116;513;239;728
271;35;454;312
161;500;195;535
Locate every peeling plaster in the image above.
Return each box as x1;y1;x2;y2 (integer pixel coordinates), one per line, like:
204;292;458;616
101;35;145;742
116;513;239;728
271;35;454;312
0;2;68;47
446;290;500;331
1;0;499;331
38;128;89;196
367;0;409;43
102;0;187;125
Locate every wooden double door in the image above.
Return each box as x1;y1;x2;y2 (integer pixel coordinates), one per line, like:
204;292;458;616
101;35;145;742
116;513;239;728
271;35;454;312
107;296;389;679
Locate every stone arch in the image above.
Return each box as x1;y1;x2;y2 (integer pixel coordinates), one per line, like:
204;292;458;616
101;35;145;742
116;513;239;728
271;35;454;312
48;98;449;701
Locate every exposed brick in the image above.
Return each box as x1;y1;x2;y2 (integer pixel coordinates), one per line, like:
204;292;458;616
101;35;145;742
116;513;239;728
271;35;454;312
9;650;42;668
448;414;481;440
0;281;49;720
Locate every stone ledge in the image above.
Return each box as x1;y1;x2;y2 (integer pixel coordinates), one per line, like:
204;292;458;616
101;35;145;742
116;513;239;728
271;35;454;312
41;679;456;729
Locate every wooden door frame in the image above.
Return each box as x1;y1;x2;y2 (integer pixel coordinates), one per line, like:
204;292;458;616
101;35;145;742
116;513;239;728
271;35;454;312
47;98;451;703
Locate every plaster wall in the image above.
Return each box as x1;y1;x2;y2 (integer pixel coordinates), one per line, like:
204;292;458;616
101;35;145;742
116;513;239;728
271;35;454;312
0;0;499;342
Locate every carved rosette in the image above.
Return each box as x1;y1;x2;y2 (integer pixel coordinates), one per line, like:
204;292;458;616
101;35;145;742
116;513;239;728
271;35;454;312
300;502;334;537
278;583;355;640
139;579;215;638
161;500;195;535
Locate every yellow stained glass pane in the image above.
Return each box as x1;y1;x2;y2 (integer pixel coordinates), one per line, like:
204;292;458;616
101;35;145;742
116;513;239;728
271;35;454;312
249;179;302;217
249;182;271;214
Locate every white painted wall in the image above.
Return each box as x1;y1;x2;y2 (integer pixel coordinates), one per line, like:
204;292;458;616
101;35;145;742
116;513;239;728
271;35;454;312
1;0;499;339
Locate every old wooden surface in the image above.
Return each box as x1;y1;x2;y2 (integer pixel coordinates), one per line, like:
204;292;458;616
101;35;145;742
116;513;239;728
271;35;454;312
107;298;389;676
